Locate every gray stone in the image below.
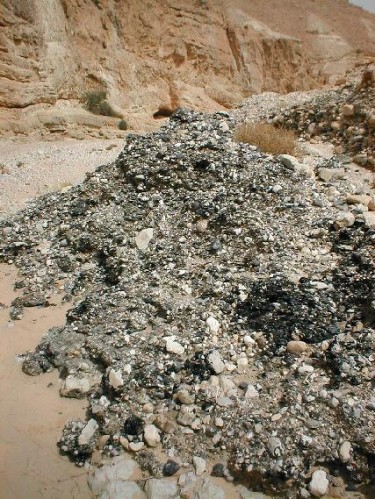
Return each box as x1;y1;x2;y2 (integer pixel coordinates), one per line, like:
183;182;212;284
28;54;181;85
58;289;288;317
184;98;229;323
237;485;272;498
193;456;207;476
193;478;225;499
363;211;375;229
145;478;179;499
135;228;154;250
99;481;146;499
278;154;300;171
318;167;345;182
267;437;283;457
78;418;98;446
88;456;141;495
244;384;259;399
216;396;233;407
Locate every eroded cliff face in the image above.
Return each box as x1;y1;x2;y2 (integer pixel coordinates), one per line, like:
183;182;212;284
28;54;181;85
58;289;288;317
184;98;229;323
0;0;374;135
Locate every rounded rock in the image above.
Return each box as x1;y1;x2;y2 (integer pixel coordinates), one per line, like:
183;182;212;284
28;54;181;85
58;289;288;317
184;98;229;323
309;470;329;497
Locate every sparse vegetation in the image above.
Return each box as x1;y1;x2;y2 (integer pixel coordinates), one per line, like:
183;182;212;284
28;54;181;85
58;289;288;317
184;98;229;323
84;90;122;118
118;119;128;130
233;122;299;156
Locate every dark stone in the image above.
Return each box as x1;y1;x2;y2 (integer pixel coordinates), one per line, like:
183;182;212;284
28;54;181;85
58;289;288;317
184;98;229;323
211;463;225;477
123;415;144;436
163;460;180;477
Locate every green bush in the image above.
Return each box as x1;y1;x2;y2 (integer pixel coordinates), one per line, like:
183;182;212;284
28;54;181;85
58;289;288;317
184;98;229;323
85;90;122;118
118;119;128;130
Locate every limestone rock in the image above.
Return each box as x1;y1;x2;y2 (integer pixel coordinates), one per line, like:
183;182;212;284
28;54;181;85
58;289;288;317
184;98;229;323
193;456;207;476
278;154;301;171
207;350;225;374
78;419;98;446
286;340;308;354
309;470;329;497
144;424;161;447
136;228;154;250
88;455;141;495
60;375;91;398
144;478;179;499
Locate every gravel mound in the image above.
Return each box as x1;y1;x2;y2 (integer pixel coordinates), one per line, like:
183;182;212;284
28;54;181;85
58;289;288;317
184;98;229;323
0;109;374;497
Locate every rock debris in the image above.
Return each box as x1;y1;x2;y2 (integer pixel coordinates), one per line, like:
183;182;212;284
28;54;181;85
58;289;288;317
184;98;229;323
0;108;374;497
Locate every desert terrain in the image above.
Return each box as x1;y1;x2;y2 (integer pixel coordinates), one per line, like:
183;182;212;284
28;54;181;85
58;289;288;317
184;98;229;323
0;1;374;498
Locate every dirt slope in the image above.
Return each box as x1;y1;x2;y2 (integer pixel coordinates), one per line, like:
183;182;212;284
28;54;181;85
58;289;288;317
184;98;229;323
0;0;374;136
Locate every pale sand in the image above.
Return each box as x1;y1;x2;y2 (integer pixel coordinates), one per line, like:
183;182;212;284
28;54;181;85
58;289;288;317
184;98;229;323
0;264;92;498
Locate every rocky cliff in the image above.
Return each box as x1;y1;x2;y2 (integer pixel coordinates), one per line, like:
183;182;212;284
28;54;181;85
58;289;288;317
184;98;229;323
1;0;374;135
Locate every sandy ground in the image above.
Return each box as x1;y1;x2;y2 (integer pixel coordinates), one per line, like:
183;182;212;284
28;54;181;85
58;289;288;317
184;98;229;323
0;137;127;217
0;264;92;498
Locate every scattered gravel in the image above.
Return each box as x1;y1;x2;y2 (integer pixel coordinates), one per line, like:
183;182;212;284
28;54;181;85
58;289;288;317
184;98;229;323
0;108;374;497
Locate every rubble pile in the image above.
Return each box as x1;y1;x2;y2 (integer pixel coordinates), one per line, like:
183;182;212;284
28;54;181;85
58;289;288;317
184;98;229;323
0;109;374;497
268;66;375;169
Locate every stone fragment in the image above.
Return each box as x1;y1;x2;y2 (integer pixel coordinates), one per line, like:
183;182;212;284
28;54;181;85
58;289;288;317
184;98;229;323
309;470;329;497
194;478;226;499
219;376;236;394
341;104;354;117
215;417;224;427
88;455;141;495
78;418;98;446
144;478;179;499
193;456;207;476
318;167;345;182
98;435;111;449
286;340;308;354
334;212;355;229
244;384;259;399
166;339;185;356
363;211;375;229
339;441;352;462
346;194;371;206
216;396;233;407
163;460;180;477
278;154;300;171
267;437;283;457
211;463;225;477
129;441;145;452
196;219;208;233
143;424;160;447
120;436;129;450
60;375;91;398
237;356;248;373
207;350;225;374
237;486;272;498
135;228;154;250
109;369;124;389
176;389;195;405
219;121;230;132
206;316;220;334
99;480;146;499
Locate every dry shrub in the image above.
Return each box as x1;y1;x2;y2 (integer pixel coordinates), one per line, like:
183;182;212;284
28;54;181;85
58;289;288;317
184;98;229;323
85;90;123;118
233;122;299;156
